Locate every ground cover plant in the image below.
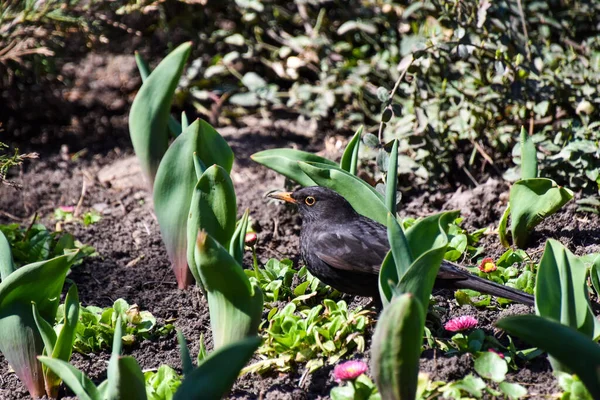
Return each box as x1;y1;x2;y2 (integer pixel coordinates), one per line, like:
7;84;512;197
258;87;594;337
2;1;600;399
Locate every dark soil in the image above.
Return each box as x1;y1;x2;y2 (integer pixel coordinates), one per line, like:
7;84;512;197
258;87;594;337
3;29;599;400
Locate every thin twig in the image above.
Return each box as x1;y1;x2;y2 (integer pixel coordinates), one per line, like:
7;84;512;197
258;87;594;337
73;176;87;218
515;0;531;60
378;56;414;142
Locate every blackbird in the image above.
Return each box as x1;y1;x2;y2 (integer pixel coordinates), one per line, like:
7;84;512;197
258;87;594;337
269;186;534;306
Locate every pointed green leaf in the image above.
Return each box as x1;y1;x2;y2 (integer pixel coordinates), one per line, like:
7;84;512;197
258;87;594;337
181;111;189;132
229;209;250;267
135;49;184;142
105;315;147;400
177;330;194;376
386;140;399;214
250;149;337;187
298;162;388;225
498;203;511;248
38;356;100;400
154;119;234;289
387;213;412;283
0;230;15;280
174;336;260;400
187;165;237;285
378;251;396;305
519;127;537;180
194;231;263;349
496;315;600;398
509;178;573;248
340;126;362;175
43;284;80;398
129;42;191;184
32;301;57;357
535;240;600;340
399;211;457;307
371;293;425;400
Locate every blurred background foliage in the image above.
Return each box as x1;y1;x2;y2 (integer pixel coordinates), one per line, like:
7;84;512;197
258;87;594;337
1;0;599;191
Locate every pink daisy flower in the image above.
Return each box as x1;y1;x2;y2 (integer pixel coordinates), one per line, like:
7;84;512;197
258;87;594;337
444;316;478;332
488;348;505;359
245;232;258;247
333;360;368;382
478;257;497;273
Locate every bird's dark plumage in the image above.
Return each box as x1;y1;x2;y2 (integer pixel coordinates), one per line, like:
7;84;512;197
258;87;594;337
270;186;534;306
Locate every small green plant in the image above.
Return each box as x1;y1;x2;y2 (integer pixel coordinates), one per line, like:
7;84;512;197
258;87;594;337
330;360;380;400
246;258;297;303
245;299;370;374
144;365;181;400
0;222;96;268
499;127;573;248
56;298;165;354
54;207;102;227
0;142;38;189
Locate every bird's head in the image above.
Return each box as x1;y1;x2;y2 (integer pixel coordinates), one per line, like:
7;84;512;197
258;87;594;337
268;186;357;223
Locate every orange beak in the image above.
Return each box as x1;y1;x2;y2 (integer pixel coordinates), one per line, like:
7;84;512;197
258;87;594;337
268;191;297;204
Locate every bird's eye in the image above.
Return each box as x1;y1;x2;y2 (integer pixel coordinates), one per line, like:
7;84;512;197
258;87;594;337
305;196;316;206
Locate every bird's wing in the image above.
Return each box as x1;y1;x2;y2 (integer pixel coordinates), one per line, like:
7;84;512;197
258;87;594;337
312;218;389;274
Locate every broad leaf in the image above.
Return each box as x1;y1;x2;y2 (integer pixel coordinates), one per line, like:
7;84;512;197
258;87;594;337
497;315;600;398
0;230;15;280
399;211;456;308
298;162;388;224
193;231;263;349
535;240;600;342
250;149;337;187
187;165;237;284
129;42;191;184
509;178;573;248
371;293;425;400
154;120;234;289
174;336;260;400
134;51;182;137
519;127;537;180
0;252;78;398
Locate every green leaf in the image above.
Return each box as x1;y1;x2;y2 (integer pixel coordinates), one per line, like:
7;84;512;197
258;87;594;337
32;301;57;357
250;148;337;187
535;240;600;342
181;111;189;132
473;351;508;382
519;127;537;180
0;251;78;397
0;230;15;280
509;178;573;248
298;162;388;225
135;52;182;138
129;42;191;184
399;211;457;308
177;330;194;376
386;140;399;214
340;126;362;175
38;357;100;400
387;213;412;287
154;119;234;289
106;316;148;400
591;257;600;298
498;203;511;248
371;293;425;400
499;382;527;399
174;336;260;400
193;231;263;349
187;165;237;285
229;209;250;267
496;315;600;398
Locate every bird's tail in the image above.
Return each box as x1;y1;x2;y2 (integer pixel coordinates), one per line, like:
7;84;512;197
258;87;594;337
438;261;535;307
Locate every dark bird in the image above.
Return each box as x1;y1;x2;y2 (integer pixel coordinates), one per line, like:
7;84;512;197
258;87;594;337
268;186;534;306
